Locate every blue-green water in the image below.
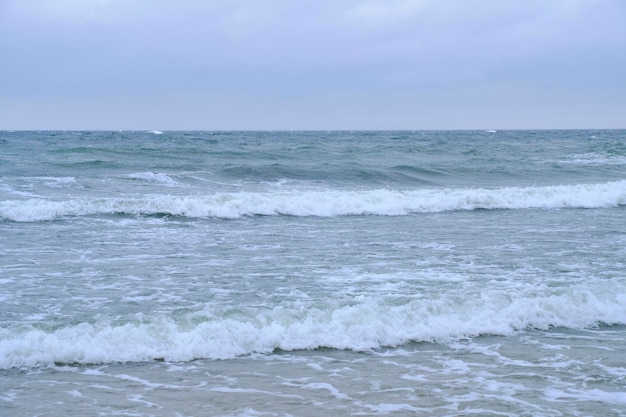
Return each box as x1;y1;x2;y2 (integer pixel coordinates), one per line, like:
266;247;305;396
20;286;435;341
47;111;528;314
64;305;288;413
1;130;626;416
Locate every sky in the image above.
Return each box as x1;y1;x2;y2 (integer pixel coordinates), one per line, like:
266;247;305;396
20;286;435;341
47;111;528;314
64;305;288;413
1;0;625;130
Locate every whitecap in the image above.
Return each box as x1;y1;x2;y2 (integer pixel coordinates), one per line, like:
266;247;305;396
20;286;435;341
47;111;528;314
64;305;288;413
1;180;625;222
1;282;625;368
124;172;182;187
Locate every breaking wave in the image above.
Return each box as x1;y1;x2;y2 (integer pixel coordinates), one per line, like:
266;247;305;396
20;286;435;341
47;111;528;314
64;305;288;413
1;180;625;222
2;284;625;369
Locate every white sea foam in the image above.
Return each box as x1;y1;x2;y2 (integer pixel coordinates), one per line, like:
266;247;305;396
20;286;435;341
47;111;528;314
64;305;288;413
147;130;163;135
35;176;78;186
556;153;626;166
124;172;182;187
1;285;625;369
544;388;626;403
1;180;625;222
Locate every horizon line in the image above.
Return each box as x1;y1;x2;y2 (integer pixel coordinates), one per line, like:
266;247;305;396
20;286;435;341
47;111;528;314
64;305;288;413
1;127;624;132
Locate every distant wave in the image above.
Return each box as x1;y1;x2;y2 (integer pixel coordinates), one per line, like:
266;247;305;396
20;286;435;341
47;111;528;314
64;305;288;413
123;172;183;187
1;283;625;368
553;153;626;166
1;180;625;222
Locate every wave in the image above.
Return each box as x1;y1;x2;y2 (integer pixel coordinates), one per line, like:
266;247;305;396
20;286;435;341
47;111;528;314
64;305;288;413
2;285;625;369
1;180;625;222
123;172;183;187
555;153;626;166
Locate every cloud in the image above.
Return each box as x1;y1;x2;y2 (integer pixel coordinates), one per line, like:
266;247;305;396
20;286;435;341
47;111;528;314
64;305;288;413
0;0;624;129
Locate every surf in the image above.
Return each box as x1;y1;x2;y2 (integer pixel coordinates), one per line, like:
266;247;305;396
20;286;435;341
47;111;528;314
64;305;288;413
1;180;625;222
2;283;625;369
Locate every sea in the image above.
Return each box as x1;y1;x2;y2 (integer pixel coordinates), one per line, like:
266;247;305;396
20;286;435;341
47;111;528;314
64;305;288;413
1;129;626;416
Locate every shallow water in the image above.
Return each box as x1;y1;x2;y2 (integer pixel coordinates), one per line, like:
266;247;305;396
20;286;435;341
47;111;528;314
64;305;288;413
3;329;626;416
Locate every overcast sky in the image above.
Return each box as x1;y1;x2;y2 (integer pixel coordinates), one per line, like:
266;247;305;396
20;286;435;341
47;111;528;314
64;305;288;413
1;0;624;130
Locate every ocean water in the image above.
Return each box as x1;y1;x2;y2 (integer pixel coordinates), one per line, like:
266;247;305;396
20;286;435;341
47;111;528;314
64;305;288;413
1;130;626;416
